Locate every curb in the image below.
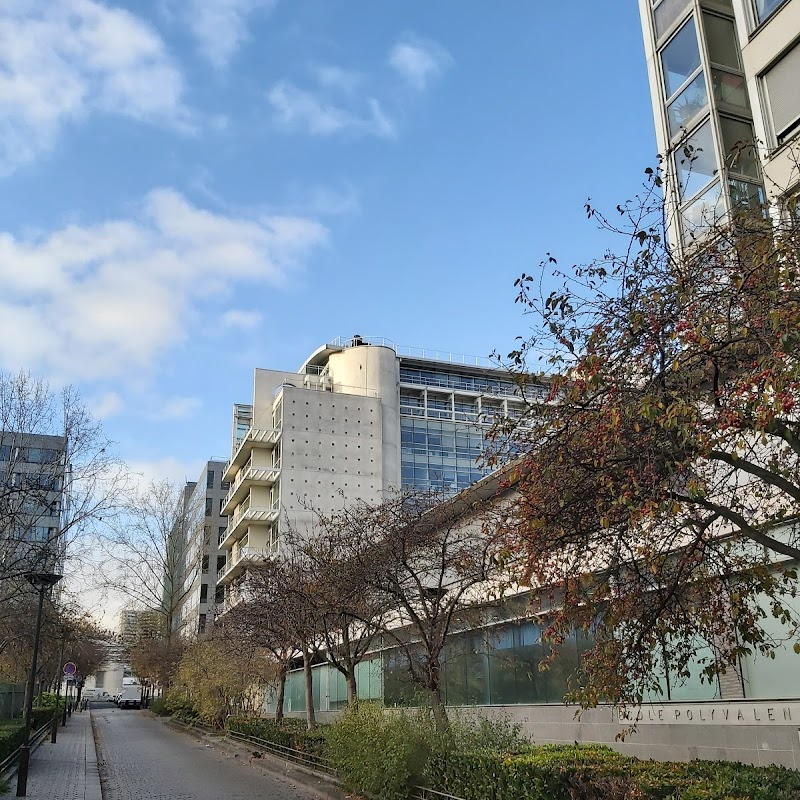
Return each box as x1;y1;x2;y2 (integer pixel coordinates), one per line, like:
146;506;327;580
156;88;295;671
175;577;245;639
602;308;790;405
159;717;349;800
86;711;103;800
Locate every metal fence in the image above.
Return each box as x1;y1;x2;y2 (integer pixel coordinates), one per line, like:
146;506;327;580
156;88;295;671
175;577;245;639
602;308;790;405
0;684;25;720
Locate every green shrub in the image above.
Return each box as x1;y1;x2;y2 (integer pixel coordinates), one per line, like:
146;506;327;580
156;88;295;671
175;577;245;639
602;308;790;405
425;745;800;800
0;721;25;763
227;716;327;759
148;698;170;716
326;704;428;800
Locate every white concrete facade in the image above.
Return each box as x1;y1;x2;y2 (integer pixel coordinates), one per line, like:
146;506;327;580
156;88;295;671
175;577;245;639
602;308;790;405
218;336;529;603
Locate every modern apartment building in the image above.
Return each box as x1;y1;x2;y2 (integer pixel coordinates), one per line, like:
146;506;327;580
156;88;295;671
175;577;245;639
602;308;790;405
638;0;800;243
0;431;66;576
218;336;536;604
176;460;229;636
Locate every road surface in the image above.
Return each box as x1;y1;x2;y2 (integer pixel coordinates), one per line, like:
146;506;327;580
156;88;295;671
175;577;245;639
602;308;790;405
92;705;327;800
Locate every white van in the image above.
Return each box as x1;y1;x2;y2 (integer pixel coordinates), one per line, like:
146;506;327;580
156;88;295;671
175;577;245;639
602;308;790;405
83;688;113;702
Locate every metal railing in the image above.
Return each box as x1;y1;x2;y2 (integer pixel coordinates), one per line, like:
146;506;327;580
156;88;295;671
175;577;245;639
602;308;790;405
217;546;275;581
328;336;496;369
0;717;56;779
226;729;333;774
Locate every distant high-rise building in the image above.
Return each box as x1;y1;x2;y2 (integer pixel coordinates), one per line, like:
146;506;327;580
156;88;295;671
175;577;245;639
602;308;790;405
638;0;800;243
218;336;541;606
0;431;66;577
174;460;229;636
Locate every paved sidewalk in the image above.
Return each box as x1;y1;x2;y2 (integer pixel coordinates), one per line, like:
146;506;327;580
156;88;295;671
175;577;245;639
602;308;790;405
17;711;102;800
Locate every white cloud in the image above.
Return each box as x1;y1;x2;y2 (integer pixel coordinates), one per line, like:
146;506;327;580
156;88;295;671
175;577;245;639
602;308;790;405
0;0;189;173
0;189;328;381
316;65;363;96
152;396;202;420
388;35;453;91
221;309;263;330
179;0;277;69
126;457;207;487
268;80;396;139
88;391;124;419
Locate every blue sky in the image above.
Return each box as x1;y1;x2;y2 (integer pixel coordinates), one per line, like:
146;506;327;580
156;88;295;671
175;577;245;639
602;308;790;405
0;0;656;485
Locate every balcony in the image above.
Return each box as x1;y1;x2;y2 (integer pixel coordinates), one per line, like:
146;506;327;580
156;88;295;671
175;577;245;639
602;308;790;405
219;500;280;549
221;459;280;515
217;546;276;585
223;428;281;481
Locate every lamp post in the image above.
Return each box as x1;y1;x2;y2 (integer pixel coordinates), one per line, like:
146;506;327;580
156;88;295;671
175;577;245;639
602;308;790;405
51;627;67;743
16;571;62;798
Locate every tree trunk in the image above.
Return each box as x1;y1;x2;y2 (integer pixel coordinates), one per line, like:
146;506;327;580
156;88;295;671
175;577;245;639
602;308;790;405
428;658;447;731
275;666;287;723
430;687;448;732
346;669;358;708
302;649;316;730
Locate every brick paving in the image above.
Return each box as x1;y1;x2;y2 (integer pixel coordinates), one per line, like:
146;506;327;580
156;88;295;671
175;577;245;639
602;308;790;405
92;706;328;800
20;709;102;800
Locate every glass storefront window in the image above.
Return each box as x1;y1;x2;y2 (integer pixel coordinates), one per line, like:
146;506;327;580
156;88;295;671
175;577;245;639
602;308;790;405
675;119;718;200
704;13;741;70
662;17;701;99
720;116;759;179
681;180;724;240
667;73;708;138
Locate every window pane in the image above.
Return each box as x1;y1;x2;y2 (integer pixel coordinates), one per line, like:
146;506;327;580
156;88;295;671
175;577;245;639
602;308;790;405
720;117;759;179
711;69;749;108
682;180;724;240
704;13;741;70
662;17;701;98
654;0;692;39
754;0;785;24
675;119;717;199
729;178;766;212
667;73;708;138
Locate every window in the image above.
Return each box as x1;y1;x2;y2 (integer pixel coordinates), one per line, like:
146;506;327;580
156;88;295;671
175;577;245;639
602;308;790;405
675;119;718;200
720;116;759;178
202;555;209;574
217;555;226;573
661;17;701;99
764;41;800;146
198;614;206;634
220;480;230;491
704;14;741;71
219;526;227;543
219;497;225;514
667;73;708;138
215;586;225;604
753;0;786;24
206;470;214;489
200;584;208;603
653;0;692;40
204;498;212;516
681;180;724;240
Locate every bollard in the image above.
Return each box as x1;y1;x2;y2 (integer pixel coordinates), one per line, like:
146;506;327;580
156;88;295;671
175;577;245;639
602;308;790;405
50;716;58;744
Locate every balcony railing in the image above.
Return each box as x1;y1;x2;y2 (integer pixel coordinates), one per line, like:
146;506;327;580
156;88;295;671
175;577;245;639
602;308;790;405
221;462;280;515
223;428;281;480
217;545;276;583
219;502;280;549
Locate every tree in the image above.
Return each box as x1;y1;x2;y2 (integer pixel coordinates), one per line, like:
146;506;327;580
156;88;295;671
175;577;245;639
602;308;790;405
0;370;127;591
325;490;505;731
100;479;204;643
489;163;800;710
221;560;301;724
174;637;269;728
285;520;389;709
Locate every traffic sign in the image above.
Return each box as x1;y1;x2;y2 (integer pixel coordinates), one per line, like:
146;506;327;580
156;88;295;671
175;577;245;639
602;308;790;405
63;661;77;676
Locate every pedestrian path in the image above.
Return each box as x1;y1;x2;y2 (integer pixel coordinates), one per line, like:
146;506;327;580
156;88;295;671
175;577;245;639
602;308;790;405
18;711;102;800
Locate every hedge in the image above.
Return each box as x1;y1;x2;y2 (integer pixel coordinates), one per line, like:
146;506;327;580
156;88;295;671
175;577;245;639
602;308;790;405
227;716;327;759
0;721;25;763
425;744;800;800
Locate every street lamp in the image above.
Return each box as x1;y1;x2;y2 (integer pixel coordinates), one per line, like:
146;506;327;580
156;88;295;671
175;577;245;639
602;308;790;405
16;571;62;798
